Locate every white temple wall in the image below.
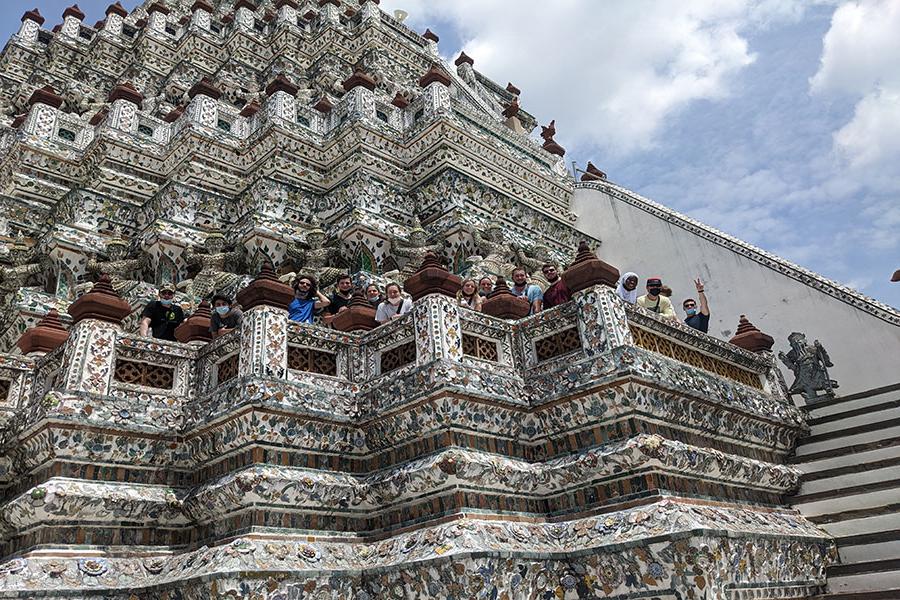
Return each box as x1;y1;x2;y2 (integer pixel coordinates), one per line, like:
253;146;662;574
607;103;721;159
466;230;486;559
573;184;900;399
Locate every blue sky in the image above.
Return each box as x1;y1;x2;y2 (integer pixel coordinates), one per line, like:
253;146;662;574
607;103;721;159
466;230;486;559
3;1;898;307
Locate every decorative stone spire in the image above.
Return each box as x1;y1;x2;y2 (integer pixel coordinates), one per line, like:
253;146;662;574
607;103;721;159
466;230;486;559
239;100;261;118
423;29;439;43
265;74;299;97
506;82;521;96
236;262;294;311
561;241;619;292
482;276;530;319
729;315;775;353
391;92;409;109
502;97;519;119
331;289;377;332
403;251;462;301
342;67;376;92
188;77;222;100
28;85;63;109
540;120;566;157
418;65;451;88
17;309;68;355
313;96;334;113
175;300;213;343
892;269;900;282
454;52;474;67
67;274;132;325
21;8;45;25
63;4;86;20
107;82;143;108
105;2;127;17
163;105;184;122
580;162;607;182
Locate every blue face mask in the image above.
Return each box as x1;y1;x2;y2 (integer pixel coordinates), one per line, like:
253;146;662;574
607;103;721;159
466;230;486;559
685;308;698;316
160;298;173;306
215;306;230;315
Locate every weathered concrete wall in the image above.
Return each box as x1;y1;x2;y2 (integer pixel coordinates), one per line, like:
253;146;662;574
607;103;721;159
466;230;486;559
573;182;900;399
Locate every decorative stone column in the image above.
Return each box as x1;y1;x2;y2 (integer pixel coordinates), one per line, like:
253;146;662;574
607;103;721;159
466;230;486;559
16;8;45;44
403;252;462;301
23;86;63;139
412;296;463;366
482;277;530;319
729;315;774;353
341;68;377;122
234;0;257;29
422;28;439;56
418;65;452;118
106;82;143;135
175;300;213;344
312;96;333;133
235;100;260;136
60;4;85;38
190;0;213;30
234;264;293;378
17;309;68;357
580;162;607;182
103;2;128;36
264;74;298;123
186;78;221;129
574;285;632;357
146;2;170;33
318;0;340;25
275;0;298;26
63;274;131;396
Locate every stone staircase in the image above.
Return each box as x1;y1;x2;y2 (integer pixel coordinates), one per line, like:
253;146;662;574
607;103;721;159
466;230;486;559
789;383;900;599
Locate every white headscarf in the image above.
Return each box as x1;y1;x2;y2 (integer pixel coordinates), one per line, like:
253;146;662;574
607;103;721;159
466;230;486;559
616;272;639;304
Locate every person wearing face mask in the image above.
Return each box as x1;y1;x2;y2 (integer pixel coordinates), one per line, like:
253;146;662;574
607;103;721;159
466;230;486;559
289;275;330;324
682;277;710;333
375;282;413;323
209;294;243;338
365;283;382;308
636;277;677;320
616;272;639;304
139;282;185;340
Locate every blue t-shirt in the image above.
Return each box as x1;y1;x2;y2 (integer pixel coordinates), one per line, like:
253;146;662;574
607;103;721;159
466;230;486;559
288;297;316;323
510;283;543;314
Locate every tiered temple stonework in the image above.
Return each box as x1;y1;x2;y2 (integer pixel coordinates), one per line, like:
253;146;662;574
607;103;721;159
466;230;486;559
1;0;887;597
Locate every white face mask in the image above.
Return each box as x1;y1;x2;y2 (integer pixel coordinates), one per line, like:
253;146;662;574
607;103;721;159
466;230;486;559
388;296;402;305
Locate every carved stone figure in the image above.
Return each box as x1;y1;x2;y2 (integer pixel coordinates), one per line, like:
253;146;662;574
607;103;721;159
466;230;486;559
84;233;149;293
514;242;553;290
778;332;839;402
178;232;245;302
0;235;48;307
284;221;346;288
390;217;445;282
467;221;517;277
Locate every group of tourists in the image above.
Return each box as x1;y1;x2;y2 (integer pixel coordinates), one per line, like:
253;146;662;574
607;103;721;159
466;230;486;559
615;272;710;333
137;263;710;342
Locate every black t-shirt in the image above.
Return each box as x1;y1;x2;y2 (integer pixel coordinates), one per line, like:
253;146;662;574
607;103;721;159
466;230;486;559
326;292;353;315
210;308;243;333
141;301;185;341
684;312;710;333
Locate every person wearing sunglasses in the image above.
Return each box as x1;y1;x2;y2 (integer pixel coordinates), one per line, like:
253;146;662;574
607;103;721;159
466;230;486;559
682;277;710;333
289;275;330;324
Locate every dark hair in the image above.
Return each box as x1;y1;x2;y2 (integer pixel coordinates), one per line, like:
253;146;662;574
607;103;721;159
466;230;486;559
541;263;557;271
293;273;318;298
479;276;493;285
337;274;352;284
511;266;527;276
384;282;402;295
211;294;231;305
683;298;697;308
366;283;380;294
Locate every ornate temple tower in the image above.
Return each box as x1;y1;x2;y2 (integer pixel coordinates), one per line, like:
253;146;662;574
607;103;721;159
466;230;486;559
0;1;846;597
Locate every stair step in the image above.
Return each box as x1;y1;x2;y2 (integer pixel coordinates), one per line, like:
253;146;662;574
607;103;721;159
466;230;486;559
799;464;900;495
809;397;900;427
818;512;900;538
801;417;900;447
794;427;900;459
805;383;900;413
796;487;900;519
839;539;900;564
811;589;900;600
799;448;900;482
826;567;900;594
809;404;900;436
793;473;900;503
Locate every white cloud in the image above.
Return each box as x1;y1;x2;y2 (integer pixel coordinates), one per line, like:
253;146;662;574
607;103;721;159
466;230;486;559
811;0;900;171
381;0;802;156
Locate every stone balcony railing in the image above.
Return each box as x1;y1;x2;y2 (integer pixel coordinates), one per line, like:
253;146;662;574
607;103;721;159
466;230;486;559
0;282;800;468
